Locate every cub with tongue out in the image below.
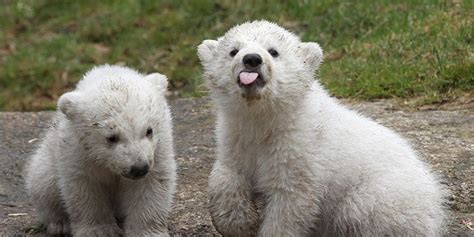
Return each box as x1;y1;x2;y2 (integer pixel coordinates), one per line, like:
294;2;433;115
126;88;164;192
198;21;446;237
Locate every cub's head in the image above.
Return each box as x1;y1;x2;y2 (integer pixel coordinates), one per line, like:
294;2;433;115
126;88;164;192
58;65;171;180
198;20;323;106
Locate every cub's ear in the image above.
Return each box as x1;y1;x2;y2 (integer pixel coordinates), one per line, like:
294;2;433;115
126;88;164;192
144;72;168;94
197;39;219;65
299;42;323;70
57;92;84;120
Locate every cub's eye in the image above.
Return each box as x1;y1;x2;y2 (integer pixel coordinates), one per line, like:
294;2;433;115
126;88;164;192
146;128;153;138
268;48;279;58
229;49;239;57
106;134;120;144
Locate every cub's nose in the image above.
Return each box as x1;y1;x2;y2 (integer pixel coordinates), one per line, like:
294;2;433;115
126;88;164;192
243;54;262;68
129;164;149;179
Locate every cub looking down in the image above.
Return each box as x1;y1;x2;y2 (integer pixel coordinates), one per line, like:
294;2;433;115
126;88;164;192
25;65;176;236
198;20;446;237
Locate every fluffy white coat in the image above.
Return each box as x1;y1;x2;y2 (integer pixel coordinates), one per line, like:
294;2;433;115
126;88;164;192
25;65;176;237
198;20;446;237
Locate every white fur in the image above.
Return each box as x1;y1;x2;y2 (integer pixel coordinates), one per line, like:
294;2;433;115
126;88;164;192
199;20;447;237
25;65;176;237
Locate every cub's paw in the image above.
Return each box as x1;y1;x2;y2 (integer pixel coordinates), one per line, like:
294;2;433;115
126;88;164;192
211;201;259;236
75;224;122;237
46;221;70;235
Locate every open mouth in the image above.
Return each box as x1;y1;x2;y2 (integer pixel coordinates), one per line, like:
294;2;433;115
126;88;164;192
237;71;266;88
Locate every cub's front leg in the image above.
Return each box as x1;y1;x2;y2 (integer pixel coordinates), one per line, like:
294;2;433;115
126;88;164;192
58;175;122;237
257;161;321;237
120;169;175;237
208;161;259;237
258;190;319;237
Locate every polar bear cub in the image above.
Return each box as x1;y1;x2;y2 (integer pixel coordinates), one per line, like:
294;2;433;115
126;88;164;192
198;20;446;237
25;65;176;236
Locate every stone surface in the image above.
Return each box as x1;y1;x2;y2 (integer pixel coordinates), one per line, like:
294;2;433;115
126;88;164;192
0;98;472;236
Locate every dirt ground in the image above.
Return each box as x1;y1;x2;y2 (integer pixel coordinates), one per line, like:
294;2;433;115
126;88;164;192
0;98;472;236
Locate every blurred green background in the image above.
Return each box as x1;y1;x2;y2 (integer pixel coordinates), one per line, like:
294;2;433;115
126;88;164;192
0;0;472;111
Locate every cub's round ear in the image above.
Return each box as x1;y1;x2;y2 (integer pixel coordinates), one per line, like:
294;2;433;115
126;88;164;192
197;39;219;65
144;73;168;94
299;42;323;70
57;92;83;120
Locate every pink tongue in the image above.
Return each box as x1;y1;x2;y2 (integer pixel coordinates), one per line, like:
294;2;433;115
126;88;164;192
239;72;259;85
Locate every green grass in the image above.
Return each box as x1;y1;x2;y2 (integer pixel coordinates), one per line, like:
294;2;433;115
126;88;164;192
0;0;472;111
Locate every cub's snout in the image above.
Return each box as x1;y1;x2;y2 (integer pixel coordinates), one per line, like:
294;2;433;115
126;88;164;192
238;53;266;94
128;163;150;179
122;159;151;180
243;53;262;68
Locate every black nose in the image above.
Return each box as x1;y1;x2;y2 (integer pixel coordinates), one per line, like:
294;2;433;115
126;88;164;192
129;164;149;178
243;54;262;68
